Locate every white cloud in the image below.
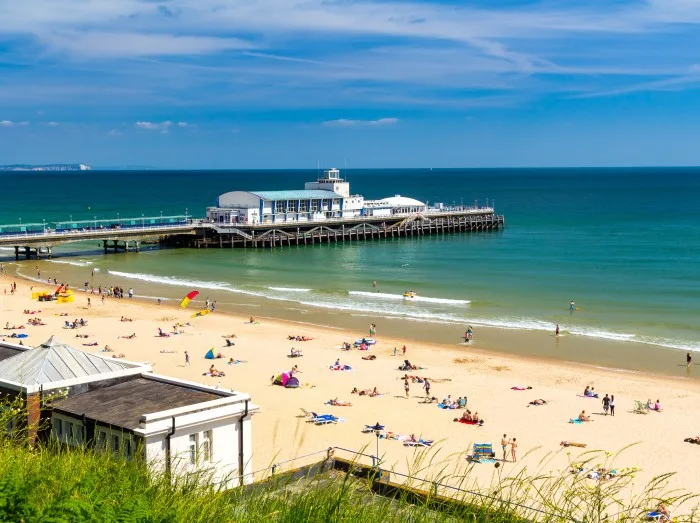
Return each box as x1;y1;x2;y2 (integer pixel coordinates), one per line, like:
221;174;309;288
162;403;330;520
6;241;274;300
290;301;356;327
0;120;13;127
45;121;59;126
176;121;188;127
107;129;122;136
39;31;254;58
18;121;30;125
135;121;173;133
323;118;399;127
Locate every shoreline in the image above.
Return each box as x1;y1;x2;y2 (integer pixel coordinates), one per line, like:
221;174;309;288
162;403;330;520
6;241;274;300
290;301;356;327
5;257;699;382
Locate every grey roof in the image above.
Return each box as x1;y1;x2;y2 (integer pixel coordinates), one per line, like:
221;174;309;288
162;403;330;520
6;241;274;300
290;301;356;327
0;336;138;386
0;344;26;363
53;377;226;430
251;190;343;201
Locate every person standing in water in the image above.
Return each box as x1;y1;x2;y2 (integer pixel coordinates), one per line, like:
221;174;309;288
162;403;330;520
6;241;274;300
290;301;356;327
688;352;692;367
570;301;575;313
555;324;560;336
372;280;377;291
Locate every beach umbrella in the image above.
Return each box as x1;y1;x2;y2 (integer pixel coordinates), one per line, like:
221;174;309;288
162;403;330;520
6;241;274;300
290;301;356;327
180;290;199;308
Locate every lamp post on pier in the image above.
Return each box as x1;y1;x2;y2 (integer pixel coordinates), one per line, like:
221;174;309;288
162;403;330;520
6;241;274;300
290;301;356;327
94;216;97;230
141;214;144;228
42;219;46;234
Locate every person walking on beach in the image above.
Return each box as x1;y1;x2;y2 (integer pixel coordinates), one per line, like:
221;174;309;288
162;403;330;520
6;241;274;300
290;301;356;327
393;347;397;357
501;434;508;461
424;378;431;398
185;351;190;366
128;288;134;299
688;353;692;367
609;395;615;416
87;297;91;309
555;324;560;336
602;394;610;415
510;438;517;462
402;345;406;356
404;378;410;398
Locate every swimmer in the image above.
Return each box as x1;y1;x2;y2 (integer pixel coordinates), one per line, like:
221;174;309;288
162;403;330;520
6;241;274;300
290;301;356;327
570;301;575;312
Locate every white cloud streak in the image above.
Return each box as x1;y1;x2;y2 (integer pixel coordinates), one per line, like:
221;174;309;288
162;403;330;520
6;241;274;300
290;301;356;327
0;120;14;127
323;118;399;127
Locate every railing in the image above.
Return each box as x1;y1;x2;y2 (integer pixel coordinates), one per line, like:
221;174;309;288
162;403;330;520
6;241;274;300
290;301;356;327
210;208;499;229
225;446;582;523
0;221;205;242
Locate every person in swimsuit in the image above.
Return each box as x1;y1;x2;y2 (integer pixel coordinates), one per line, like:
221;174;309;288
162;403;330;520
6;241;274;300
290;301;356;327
501;434;508;461
511;438;517;462
555;324;560;336
688;352;692;367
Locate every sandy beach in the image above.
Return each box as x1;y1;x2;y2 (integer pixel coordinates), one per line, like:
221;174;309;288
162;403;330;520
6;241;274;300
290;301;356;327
2;274;700;505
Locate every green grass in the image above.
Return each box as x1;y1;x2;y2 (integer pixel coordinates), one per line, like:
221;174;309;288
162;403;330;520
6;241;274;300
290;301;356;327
1;401;698;522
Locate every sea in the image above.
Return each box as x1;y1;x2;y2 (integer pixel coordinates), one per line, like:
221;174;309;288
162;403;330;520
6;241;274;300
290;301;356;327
2;167;700;354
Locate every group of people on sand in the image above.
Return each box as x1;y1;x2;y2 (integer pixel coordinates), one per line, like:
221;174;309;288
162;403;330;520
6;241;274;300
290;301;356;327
351;387;381;397
460;409;481;423
206;364;225;377
442;395;467;409
287;335;312;341
27;317;45;326
500;434;518;462
64;318;87;329
89;286;132;299
647;399;663;412
4;322;25;330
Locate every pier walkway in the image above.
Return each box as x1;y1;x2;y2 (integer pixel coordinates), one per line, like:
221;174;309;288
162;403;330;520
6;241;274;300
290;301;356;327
0;215;203;259
0;208;504;259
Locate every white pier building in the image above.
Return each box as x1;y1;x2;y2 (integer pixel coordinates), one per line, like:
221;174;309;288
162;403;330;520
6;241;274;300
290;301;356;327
206;168;426;225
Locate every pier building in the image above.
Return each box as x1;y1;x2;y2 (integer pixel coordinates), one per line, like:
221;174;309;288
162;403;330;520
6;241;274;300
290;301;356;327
206;168;426;225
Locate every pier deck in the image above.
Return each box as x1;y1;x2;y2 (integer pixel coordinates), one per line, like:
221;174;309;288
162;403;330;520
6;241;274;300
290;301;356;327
186;209;504;249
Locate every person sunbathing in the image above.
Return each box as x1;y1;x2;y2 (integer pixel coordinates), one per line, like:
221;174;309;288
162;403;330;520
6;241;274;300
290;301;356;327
329;398;352;406
362;354;376;360
461;410;472;421
226;338;235;347
684;436;700;444
222;334;237;339
655;502;671;521
369;387;380;397
578;410;591;422
113;353;126;359
120;333;136;339
157;328;169;337
529;399;547;406
75;334;88;338
103;345;113;352
209;364;222;377
351;387;359;394
560;441;586;448
121;316;133;322
82;342;98;347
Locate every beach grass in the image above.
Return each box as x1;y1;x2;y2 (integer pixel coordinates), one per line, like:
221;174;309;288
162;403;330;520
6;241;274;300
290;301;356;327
1;399;698;523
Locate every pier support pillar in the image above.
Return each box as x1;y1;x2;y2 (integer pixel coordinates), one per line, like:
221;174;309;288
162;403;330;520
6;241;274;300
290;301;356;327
14;246;19;261
46;246;53;259
24;247;31;260
134;241;140;252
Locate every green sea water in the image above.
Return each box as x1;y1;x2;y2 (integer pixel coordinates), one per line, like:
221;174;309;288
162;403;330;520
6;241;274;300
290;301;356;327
2;168;699;353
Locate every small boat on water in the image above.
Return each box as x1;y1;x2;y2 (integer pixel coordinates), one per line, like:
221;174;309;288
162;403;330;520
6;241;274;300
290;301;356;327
403;291;417;299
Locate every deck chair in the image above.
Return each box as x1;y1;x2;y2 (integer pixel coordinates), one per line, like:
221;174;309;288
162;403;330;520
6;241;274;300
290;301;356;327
314;416;344;425
634;401;649;414
469;443;496;463
298;408;313;419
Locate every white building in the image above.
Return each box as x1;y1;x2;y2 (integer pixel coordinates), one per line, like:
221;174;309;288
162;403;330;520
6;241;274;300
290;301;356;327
362;195;427;217
207;168;364;225
0;336;259;488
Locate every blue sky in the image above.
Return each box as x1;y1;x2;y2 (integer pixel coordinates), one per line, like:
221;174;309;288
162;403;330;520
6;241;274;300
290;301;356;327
1;0;700;168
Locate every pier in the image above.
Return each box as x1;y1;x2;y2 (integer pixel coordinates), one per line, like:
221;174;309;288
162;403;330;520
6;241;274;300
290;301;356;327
0;216;199;260
182;208;504;249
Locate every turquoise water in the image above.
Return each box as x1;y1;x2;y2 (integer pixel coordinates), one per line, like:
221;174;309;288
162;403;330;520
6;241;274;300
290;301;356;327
2;168;700;352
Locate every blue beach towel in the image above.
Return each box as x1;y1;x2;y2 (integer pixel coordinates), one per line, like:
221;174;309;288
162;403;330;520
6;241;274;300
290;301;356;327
569;418;584;424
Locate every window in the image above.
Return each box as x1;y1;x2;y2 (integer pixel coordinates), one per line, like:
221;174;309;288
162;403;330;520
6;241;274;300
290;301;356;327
112;435;120;453
287;200;297;212
189;434;196;465
56;419;63;437
310;200;319;212
68;422;74;441
124;439;132;458
299;200;308;212
201;430;212;463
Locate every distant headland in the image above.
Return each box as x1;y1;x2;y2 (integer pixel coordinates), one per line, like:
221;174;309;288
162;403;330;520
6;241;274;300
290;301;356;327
0;164;91;172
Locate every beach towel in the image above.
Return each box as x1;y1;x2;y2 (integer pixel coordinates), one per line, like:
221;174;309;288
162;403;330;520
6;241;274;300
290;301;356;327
455;418;484;426
511;386;532;391
577;394;599;399
404;439;433;447
226;359;244;365
329;364;352;371
437;403;458;410
569;419;584;424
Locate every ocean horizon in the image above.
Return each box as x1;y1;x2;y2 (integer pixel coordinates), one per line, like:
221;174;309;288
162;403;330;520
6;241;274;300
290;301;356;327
3;167;700;356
